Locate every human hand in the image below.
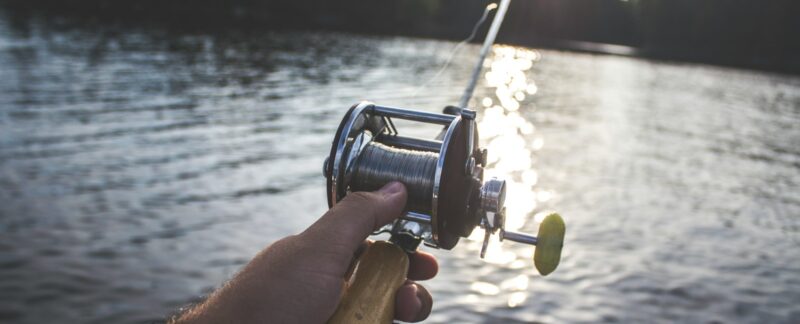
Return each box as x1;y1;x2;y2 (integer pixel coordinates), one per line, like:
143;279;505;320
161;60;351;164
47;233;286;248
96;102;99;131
175;182;438;323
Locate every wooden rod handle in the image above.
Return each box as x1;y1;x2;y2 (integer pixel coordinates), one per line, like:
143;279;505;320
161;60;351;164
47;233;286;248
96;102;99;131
328;241;409;324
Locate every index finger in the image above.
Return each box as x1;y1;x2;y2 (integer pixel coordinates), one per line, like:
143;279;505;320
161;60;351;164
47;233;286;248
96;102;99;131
407;250;438;281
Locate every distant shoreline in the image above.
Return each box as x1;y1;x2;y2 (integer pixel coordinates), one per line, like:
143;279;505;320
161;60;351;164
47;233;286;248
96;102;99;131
2;1;798;75
499;37;799;76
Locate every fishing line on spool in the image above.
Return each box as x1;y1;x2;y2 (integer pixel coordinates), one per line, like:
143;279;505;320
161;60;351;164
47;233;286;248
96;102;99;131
351;141;439;213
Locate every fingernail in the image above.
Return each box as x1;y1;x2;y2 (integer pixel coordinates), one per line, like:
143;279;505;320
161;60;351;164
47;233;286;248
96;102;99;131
411;295;423;321
397;284;422;322
412;289;425;321
378;181;404;196
413;284;432;322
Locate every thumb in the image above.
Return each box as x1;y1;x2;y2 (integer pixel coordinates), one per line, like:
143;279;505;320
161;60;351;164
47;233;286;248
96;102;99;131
302;181;407;255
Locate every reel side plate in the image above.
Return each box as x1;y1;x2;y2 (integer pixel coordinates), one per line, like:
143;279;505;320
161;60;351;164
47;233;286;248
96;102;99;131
436;117;482;249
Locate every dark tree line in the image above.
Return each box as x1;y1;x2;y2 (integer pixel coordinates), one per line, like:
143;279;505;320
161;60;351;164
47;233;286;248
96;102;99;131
2;0;798;73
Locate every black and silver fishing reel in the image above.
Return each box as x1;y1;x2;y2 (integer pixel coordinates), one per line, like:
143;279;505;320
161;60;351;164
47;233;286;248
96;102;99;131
323;101;564;275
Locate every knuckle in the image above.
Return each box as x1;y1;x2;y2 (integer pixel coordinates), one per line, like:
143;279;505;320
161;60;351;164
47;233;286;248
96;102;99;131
344;191;380;205
334;191;382;229
339;192;381;214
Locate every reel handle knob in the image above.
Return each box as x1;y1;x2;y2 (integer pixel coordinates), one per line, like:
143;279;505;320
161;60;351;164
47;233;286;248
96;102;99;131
532;213;565;276
500;213;565;276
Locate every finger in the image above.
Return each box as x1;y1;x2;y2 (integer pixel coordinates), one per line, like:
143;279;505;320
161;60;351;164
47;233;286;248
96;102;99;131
394;281;433;322
302;182;406;255
407;251;439;281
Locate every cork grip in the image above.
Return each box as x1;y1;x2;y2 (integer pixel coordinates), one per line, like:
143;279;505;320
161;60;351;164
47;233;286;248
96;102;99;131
327;241;409;324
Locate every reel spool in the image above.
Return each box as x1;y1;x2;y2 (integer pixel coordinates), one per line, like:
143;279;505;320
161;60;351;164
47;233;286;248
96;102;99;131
323;101;564;276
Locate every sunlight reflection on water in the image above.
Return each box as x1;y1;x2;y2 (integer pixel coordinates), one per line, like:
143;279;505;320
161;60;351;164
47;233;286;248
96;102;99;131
464;45;553;308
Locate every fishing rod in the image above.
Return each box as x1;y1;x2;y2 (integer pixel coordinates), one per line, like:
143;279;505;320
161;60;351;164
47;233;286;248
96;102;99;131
322;1;565;322
459;0;510;108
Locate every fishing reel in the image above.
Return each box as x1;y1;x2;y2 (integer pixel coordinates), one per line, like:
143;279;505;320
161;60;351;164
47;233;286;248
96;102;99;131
323;101;564;276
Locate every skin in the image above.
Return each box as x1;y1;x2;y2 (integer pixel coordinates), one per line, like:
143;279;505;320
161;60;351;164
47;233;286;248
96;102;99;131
174;182;438;323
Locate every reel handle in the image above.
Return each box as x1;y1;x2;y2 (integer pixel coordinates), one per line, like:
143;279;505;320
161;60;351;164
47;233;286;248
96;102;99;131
328;241;409;324
504;213;565;276
488;212;566;276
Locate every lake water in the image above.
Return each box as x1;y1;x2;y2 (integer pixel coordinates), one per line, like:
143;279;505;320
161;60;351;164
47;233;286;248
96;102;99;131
0;13;799;324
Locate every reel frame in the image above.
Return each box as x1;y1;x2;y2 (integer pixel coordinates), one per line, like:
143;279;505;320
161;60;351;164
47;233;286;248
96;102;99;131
324;101;479;249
